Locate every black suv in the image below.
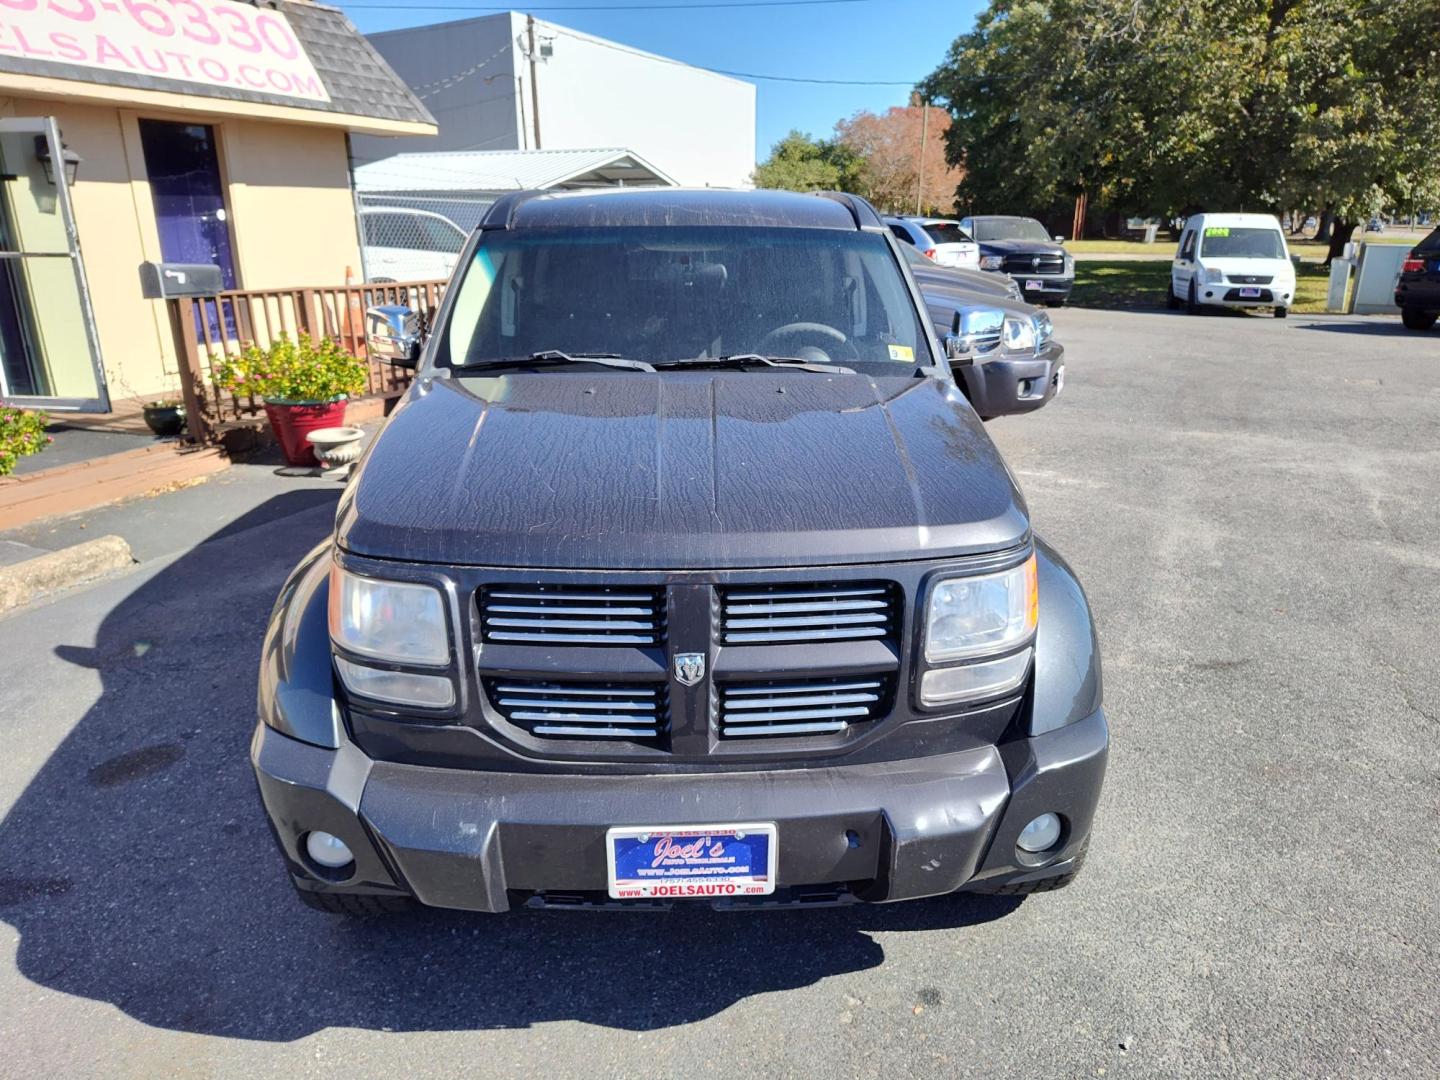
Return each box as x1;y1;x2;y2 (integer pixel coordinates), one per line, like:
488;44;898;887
961;215;1075;306
1395;227;1440;330
252;189;1107;914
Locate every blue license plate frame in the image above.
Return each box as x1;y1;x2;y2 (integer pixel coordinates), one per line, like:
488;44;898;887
606;823;777;900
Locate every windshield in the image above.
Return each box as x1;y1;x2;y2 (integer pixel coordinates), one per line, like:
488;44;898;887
922;222;973;245
1198;227;1286;260
437;226;933;372
970;218;1051;243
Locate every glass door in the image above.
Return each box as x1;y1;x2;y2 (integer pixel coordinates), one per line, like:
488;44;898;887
0;117;109;412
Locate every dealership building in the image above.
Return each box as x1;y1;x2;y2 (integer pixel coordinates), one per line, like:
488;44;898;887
352;11;756;190
0;0;433;414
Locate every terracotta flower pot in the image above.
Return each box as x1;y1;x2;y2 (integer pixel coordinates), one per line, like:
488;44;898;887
263;398;348;466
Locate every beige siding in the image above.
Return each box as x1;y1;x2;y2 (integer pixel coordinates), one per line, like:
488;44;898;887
0;97;364;402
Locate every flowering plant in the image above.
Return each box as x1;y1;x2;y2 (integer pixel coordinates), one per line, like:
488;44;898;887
212;334;367;404
0;405;51;476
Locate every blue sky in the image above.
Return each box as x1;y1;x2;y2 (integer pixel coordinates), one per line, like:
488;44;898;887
338;0;986;161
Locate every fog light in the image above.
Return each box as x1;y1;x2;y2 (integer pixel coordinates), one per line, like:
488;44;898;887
1016;813;1062;853
306;831;355;868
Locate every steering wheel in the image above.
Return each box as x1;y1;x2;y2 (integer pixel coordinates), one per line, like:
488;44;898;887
756;322;857;361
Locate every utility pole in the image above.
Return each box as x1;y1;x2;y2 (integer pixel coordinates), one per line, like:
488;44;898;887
914;97;928;216
527;15;543;149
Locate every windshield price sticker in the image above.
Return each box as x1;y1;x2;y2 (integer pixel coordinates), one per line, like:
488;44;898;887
1204;227;1231;237
606;823;777;899
0;0;331;103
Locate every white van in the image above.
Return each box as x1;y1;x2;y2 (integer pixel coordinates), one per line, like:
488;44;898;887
1169;213;1296;317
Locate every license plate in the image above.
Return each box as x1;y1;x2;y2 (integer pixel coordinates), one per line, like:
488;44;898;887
1025;279;1044;291
606;823;777;899
1239;287;1262;298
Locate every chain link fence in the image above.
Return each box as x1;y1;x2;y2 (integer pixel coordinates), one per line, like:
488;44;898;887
356;194;494;283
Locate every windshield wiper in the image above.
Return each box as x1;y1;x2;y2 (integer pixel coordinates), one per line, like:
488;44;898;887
454;350;656;373
656;354;856;374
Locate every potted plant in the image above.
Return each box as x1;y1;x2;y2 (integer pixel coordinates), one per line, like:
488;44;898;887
142;399;186;438
213;334;368;467
0;405;51;477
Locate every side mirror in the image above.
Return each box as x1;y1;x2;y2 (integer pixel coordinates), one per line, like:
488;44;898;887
365;304;422;368
1054;235;1066;243
944;307;1005;364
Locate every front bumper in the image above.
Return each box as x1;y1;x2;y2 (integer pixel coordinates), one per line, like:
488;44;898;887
958;342;1065;419
1007;274;1073;302
1197;283;1294;308
252;708;1108;912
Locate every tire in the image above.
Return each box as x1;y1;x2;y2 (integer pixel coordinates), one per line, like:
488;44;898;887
1401;306;1437;330
1274;306;1288;319
295;885;413;916
1187;280;1201;315
1166;282;1180;310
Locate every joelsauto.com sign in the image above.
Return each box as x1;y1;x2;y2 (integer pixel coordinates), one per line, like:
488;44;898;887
0;0;330;104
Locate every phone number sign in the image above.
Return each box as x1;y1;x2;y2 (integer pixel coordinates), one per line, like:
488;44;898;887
0;0;330;104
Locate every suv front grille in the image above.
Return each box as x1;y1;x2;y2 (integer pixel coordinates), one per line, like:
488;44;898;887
1002;253;1065;275
479;585;664;646
718;582;899;645
485;679;667;739
718;676;891;737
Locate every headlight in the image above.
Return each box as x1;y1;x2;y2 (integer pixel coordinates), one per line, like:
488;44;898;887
1001;315;1036;354
1032;310;1053;346
1202;267;1225;284
980;255;1005;270
1063;253;1074;274
329;567;454;708
924;556;1038;663
329;567;450;664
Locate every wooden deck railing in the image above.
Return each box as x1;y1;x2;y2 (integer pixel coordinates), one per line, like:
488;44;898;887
169;279;448;443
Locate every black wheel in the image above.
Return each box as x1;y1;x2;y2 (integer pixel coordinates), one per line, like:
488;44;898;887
1166;281;1180;309
295;885;412;916
1401;306;1437;330
1187;280;1201;315
1274;306;1288;319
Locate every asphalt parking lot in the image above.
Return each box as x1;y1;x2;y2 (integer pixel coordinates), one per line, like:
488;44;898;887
1;308;1437;1077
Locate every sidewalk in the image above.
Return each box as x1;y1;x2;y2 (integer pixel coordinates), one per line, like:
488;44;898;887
0;449;341;567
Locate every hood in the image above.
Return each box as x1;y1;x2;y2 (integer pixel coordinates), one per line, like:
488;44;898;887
909;263;1016;298
1196;255;1295;278
337;373;1029;570
977;238;1066;257
921;281;1040;322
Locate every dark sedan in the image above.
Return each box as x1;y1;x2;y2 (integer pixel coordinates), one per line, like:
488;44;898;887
1395;227;1440;331
960;215;1075;306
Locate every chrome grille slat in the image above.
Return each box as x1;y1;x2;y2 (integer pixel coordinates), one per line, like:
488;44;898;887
725;626;888;643
485;678;667;741
718;581;898;646
479;585;664;647
718;676;890;739
726;598;887;614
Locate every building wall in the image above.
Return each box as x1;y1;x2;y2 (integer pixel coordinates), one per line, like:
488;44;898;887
0;96;361;402
355;14;757;188
351;13;522;167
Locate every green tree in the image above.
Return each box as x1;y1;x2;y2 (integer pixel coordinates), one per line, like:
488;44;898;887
752;131;863;193
921;0;1440;254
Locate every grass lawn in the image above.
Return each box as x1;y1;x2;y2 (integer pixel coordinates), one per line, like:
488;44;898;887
1065;234;1420;257
1069;260;1334;313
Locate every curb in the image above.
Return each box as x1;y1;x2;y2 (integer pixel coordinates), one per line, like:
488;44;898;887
0;535;136;616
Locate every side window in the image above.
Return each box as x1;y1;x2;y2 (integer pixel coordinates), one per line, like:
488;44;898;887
888;223;915;246
419;217;464;254
1180;230;1196;259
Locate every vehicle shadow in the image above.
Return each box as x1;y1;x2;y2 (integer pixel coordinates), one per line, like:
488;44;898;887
1291;320;1411;336
0;494;1022;1041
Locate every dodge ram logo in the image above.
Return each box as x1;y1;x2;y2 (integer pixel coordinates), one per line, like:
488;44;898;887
673;653;706;686
1032;255;1041;268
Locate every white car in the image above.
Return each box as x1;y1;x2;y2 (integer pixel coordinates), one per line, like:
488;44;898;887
883;216;980;270
359;207;467;283
1169;212;1296;317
